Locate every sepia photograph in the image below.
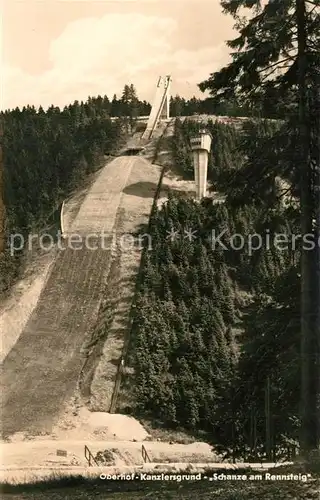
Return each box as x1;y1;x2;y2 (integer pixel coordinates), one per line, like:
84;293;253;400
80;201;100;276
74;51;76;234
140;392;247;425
0;0;319;498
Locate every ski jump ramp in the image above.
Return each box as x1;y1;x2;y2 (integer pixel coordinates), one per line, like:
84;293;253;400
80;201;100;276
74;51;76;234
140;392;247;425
0;80;171;438
0;151;164;438
142;75;171;140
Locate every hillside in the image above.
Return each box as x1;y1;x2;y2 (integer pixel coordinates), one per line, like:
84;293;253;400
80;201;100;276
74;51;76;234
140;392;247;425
1;113;318;493
1;119;240;481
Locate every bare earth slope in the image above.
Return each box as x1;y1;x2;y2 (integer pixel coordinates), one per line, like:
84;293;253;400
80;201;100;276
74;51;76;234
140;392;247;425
0;251;55;365
89;156;162;411
0;153;161;438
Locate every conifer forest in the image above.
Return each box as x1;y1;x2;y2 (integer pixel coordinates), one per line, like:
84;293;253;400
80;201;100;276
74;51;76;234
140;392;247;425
125;0;320;462
128;118;302;460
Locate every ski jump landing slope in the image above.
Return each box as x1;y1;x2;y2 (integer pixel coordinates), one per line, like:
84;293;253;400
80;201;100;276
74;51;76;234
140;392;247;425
1;151;162;438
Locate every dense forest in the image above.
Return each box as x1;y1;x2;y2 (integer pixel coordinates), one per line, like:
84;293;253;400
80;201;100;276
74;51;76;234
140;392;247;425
126;119;300;459
0;84;150;293
124;0;319;462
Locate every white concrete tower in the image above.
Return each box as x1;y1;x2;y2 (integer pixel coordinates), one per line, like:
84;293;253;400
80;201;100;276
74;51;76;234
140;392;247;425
190;129;212;200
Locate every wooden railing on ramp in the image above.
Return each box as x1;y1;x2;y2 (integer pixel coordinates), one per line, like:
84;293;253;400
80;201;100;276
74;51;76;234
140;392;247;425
84;445;99;467
141;444;151;463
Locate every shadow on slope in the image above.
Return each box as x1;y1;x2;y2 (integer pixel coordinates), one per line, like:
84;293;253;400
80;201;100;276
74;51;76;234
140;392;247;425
119;148;145;156
123;182;185;199
123;182;158;198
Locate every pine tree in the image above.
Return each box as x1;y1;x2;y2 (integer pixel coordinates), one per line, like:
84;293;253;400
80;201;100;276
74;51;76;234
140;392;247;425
110;94;120;117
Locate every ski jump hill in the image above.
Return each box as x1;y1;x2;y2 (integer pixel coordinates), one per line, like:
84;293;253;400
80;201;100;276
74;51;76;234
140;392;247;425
0;77;173;439
1;135;168;438
1;73;248;440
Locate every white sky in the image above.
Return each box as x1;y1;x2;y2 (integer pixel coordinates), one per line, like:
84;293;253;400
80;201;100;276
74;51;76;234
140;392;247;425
1;0;236;110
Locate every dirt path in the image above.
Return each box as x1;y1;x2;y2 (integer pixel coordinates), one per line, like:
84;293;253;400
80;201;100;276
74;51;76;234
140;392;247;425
0;438;214;468
0;411;218;483
0;434;292;486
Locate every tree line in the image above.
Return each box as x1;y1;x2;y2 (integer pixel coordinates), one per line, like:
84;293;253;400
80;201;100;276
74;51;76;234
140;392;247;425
0;95;127;293
169;96;255;118
109;84;151;119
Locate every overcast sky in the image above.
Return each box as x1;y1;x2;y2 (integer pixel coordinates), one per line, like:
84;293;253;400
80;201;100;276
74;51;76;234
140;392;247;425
1;0;236;111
